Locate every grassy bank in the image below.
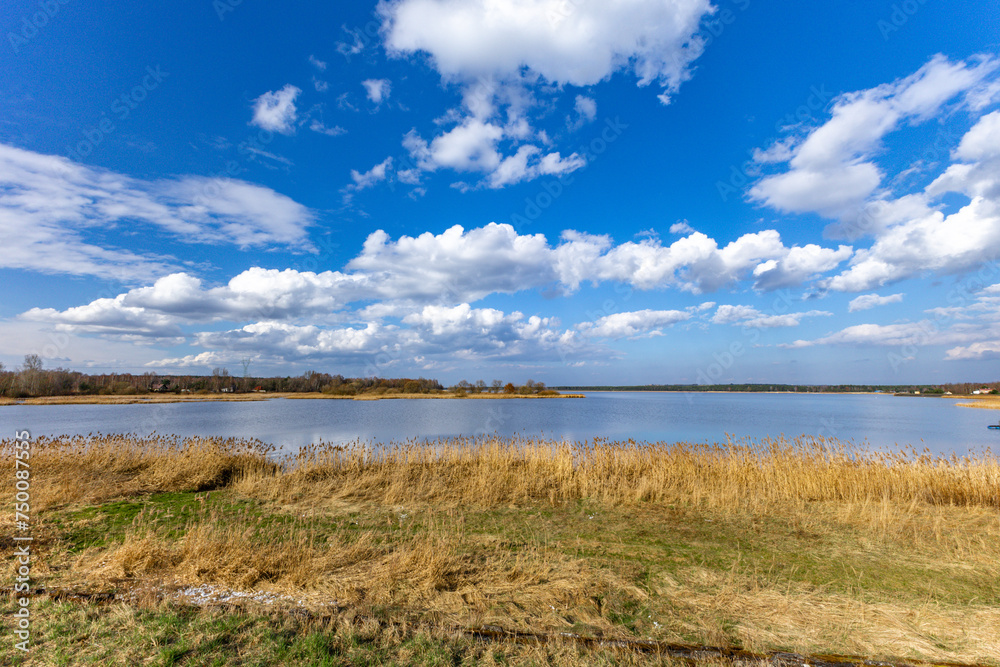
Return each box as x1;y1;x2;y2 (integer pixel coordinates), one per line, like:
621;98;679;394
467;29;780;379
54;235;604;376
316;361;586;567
957;396;1000;411
2;434;999;665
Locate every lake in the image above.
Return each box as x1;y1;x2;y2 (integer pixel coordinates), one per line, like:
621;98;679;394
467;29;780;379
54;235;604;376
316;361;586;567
2;392;998;457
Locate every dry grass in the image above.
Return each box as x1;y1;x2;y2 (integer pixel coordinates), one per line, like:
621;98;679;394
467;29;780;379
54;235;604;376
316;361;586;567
4;433;1000;664
233;434;1000;512
9;394;274;405
957;396;1000;411
0;434;276;510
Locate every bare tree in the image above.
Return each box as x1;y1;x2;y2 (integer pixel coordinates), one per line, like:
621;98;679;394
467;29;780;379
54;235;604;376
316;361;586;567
240;357;252;392
20;354;43;395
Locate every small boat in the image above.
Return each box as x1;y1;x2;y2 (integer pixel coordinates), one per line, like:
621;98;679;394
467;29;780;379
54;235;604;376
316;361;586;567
990;425;1000;430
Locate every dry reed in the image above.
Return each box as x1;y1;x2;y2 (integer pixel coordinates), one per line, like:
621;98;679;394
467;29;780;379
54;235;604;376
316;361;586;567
3;433;998;512
241;434;1000;511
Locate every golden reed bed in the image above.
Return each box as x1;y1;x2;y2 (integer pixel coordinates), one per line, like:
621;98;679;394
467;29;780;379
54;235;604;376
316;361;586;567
2;432;997;511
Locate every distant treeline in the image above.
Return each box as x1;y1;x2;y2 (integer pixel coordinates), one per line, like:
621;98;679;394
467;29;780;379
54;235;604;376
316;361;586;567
0;354;554;398
554;383;1000;395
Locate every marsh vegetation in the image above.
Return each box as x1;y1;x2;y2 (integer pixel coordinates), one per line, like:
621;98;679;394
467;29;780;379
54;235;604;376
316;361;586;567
3;433;999;665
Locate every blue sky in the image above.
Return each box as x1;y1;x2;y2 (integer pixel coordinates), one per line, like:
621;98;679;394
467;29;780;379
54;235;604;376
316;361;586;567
2;0;1000;385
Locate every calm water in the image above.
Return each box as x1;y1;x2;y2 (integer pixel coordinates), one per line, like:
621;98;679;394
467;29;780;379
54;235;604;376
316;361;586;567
1;392;997;456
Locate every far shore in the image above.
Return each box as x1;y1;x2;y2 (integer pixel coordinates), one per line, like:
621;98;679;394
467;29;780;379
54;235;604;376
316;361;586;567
3;389;992;407
0;391;585;406
956;395;1000;411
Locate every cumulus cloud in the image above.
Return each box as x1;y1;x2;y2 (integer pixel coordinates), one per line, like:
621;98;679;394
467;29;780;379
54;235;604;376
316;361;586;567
823;197;1000;292
552;229;850;294
848;293;903;312
818;101;1000;292
362;78;392;104
750;54;999;219
578;309;690;339
380;0;712;90
23;298;183;338
486;145;585;188
250;84;302;134
405;119;504;172
178;304;593;365
401;120;585;189
144;351;231;369
373;0;712;191
25;222;858;343
19;220;865;369
0;143;316;279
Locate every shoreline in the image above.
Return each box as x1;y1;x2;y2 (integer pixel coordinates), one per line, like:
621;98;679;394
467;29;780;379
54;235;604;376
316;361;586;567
0;391;585;406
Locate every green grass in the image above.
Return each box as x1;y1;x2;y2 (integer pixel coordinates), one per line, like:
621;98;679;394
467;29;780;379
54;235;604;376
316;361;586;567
0;598;695;667
460;501;1000;607
14;488;1000;665
38;490;1000;611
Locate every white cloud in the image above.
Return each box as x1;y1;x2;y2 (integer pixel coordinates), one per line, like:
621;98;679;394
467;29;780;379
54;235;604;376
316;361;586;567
554;229;849;294
820;104;1000;292
380;0;712;91
348;223;554;302
848;293;903;312
751;244;853;290
144;351;231;370
824;196;1000;292
786;283;1000;357
376;0;712;193
927;110;1000;201
310;120;345;136
487;145;585;188
23;298;183;338
669;221;695;235
711;304;831;329
405;119;504;172
0;143;316;279
750;55;999;219
250;85;302;134
781;320;997;351
945;341;1000;361
569;94;597;129
711;305;759;325
362;78;392;104
19;223;859;357
954;110;1000;161
308;55;327;71
181;304;591;365
350;157;394;190
578;309;690;339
